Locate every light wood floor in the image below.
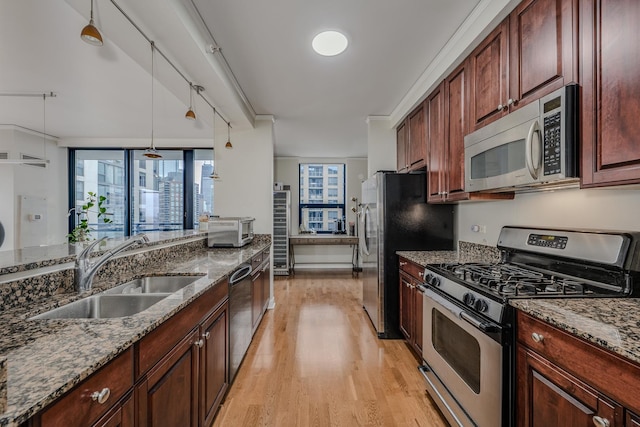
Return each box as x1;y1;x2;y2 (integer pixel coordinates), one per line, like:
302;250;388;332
212;270;448;427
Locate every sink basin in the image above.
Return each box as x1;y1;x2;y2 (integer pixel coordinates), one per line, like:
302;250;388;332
30;294;168;320
104;275;203;295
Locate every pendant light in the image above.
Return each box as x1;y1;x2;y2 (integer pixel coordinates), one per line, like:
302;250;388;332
185;83;196;120
224;123;232;149
80;0;103;46
209;109;220;180
143;42;162;159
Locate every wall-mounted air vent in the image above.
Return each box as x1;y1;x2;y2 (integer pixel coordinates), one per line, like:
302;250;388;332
20;154;47;168
0;153;8;160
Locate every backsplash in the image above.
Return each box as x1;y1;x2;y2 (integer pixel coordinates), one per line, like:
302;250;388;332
458;241;501;263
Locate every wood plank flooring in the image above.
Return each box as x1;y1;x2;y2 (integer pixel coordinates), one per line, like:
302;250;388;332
212;270;447;427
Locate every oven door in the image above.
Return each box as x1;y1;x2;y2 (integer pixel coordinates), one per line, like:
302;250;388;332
421;287;503;427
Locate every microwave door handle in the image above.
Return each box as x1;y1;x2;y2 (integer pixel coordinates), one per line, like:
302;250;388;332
525;120;541;179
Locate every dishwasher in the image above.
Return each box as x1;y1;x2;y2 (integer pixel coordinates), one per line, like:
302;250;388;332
228;263;253;382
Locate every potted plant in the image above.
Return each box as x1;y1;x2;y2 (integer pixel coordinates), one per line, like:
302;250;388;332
67;192;113;243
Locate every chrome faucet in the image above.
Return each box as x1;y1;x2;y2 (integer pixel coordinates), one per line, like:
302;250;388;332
74;234;150;293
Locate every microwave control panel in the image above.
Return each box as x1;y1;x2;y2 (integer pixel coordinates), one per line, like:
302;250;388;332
543;112;562;175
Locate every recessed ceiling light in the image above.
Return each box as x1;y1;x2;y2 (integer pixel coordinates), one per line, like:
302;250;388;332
312;31;348;56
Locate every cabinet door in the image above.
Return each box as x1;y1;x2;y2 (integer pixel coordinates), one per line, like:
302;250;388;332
92;394;134;427
137;330;199;427
516;346;623;427
408;103;426;169
443;60;470;201
396;122;408;172
262;260;270;312
251;270;263;332
200;303;229;427
627;412;640;427
426;82;445;202
580;0;640;187
509;0;577;110
469;19;509;130
399;272;413;341
412;284;423;356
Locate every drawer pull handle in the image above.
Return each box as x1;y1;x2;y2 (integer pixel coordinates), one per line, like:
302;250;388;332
400;261;407;266
194;339;204;348
203;332;211;340
91;388;111;405
593;416;610;427
531;332;544;343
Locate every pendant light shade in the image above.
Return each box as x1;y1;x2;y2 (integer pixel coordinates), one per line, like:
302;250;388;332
144;42;162;159
81;0;103;46
209;109;220;179
225;123;232;149
185;83;196;120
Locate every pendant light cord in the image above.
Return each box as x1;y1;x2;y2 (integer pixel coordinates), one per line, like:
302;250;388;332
42;93;47;162
150;41;155;149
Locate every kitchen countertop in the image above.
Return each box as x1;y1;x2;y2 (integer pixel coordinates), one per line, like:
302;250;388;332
0;235;270;426
397;241;502;267
511;298;640;366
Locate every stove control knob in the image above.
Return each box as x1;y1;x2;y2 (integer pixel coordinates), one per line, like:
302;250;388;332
474;299;488;313
428;275;441;287
424;273;433;284
462;292;475;307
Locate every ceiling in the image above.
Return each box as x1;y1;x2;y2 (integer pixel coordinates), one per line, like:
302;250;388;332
1;0;507;158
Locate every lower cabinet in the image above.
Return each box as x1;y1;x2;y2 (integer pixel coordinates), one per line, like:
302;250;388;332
251;252;271;335
200;304;229;427
516;310;640;426
93;394;134;427
398;257;424;357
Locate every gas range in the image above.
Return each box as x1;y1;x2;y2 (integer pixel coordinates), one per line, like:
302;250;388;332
418;226;640;427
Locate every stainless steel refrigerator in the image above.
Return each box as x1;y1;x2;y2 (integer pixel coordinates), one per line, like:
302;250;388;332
360;171;454;338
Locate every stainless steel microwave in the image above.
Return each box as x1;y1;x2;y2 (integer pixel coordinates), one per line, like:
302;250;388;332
464;84;579;192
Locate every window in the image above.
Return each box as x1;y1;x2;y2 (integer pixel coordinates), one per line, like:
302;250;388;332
299;163;345;233
70;148;214;238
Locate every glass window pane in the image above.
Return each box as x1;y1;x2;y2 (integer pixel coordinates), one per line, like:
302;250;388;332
299;163;345;233
73;150;126;240
132;150;184;233
193;149;214;226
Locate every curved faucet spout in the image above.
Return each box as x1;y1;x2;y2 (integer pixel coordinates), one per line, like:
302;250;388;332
74;234;149;293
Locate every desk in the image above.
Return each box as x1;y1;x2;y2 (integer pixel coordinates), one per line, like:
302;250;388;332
289;234;360;275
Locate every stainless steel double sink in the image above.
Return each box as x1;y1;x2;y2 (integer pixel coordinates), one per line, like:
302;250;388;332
31;275;204;320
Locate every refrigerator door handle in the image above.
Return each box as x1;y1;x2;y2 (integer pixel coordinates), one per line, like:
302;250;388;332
360;204;371;256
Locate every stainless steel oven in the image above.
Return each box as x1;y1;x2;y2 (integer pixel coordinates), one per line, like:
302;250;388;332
420;286;504;427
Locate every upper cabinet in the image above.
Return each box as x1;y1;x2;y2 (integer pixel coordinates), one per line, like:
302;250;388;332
469;0;577;131
580;0;640;187
396;103;426;173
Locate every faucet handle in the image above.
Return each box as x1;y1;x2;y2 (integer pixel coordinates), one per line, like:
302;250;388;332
78;236;108;260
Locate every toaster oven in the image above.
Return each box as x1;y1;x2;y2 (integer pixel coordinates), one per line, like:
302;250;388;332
208;217;255;248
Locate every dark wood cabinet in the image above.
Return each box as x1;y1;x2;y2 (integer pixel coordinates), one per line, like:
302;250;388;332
200;303;229;427
516;310;640;426
427;63;514;203
251;251;270;334
580;0;640;187
92;394;134;427
628;412;640;427
398;258;424;357
509;0;577;111
408;104;426;170
396;121;408;173
261;254;271;313
469;19;510;131
137;330;200;427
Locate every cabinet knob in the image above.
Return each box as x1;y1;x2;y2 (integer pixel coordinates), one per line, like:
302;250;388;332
202;331;211;340
507;98;517;106
531;332;544;343
91;387;111;405
400;261;407;267
592;416;610;427
194;339;204;348
497;104;504;111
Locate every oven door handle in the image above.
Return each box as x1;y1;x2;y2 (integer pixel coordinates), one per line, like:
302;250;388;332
425;288;500;334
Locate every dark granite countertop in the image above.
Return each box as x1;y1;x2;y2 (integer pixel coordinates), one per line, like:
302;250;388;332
397;241;502;267
511;299;640;366
0;235;270;426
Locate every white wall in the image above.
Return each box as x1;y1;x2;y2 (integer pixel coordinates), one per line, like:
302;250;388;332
458;187;640;245
366;117;396;178
0;128;68;251
274;156;367;268
213;118;274;234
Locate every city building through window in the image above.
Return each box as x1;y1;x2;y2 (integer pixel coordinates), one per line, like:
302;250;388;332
299;163;345;233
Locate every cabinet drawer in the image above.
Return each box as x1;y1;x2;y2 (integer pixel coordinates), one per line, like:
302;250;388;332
136;280;228;378
517;310;640;414
399;258;424;282
39;348;133;427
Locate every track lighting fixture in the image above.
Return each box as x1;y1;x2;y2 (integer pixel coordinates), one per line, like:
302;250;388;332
225;123;232;149
80;0;103;46
143;42;162;159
